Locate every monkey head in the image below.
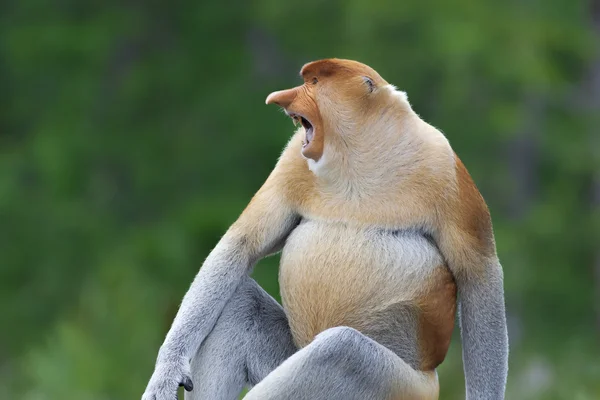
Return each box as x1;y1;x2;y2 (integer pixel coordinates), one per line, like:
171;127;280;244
266;59;390;163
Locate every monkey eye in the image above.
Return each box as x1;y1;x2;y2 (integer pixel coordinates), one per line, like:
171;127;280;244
363;76;375;93
312;77;318;85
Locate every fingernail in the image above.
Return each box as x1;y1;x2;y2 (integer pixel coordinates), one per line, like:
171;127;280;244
183;377;193;391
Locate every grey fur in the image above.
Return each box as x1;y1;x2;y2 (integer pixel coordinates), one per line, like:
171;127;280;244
185;276;296;400
183;276;434;400
141;210;299;400
141;238;250;400
458;259;509;400
245;326;430;400
358;302;421;369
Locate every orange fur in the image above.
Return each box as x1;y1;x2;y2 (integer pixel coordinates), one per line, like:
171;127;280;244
417;267;457;371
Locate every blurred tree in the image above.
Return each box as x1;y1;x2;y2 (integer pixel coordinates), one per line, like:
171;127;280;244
0;0;598;399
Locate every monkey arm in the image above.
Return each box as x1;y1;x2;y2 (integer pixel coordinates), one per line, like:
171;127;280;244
436;224;508;400
434;157;509;400
159;180;297;361
143;171;298;400
457;259;508;400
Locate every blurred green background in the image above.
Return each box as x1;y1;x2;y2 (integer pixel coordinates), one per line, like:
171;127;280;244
1;0;599;399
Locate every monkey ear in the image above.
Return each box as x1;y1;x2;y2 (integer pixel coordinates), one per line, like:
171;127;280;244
362;76;375;93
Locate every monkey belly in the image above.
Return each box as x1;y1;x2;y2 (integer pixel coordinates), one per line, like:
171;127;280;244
279;220;457;371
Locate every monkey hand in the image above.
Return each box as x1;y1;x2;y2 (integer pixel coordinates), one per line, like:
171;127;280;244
141;357;193;400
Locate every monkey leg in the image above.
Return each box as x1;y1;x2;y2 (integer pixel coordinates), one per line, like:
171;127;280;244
185;276;296;400
244;326;439;400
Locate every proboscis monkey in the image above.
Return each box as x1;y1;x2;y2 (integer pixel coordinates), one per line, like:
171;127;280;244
142;59;508;400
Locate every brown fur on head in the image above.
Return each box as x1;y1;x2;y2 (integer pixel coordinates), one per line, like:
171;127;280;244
266;59;391;162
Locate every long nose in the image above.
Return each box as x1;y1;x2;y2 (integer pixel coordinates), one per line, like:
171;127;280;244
265;87;298;108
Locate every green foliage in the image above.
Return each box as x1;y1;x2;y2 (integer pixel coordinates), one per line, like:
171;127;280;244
0;0;598;398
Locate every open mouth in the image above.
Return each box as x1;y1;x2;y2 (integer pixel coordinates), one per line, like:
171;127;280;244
287;112;314;148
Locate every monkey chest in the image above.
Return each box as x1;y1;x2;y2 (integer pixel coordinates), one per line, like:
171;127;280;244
279;219;452;350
